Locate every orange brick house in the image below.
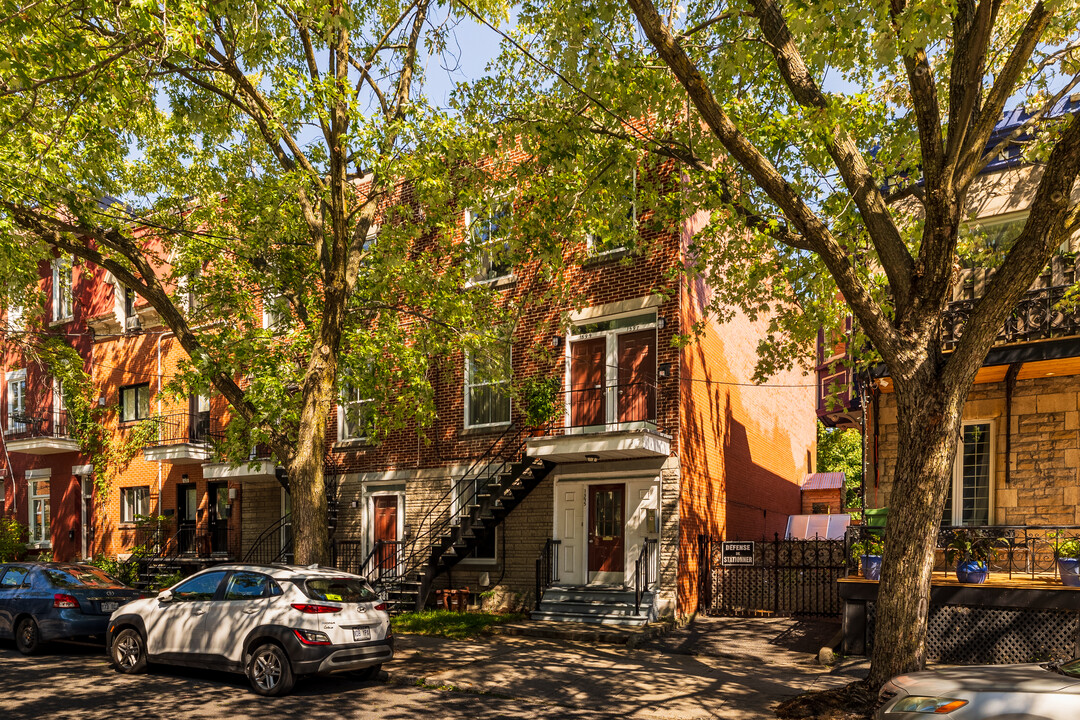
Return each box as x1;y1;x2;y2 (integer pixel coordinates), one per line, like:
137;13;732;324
2;172;816;621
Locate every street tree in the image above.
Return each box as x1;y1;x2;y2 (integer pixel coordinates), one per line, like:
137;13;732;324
464;0;1080;688
0;0;546;565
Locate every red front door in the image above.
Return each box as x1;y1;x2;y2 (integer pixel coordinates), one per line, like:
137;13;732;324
373;496;398;571
588;484;625;574
617;329;656;423
570;337;606;427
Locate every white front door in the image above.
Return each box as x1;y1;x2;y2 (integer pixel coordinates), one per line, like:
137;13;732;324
555;485;584;585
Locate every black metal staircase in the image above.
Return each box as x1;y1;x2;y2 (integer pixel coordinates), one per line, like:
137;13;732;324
242;513;293;565
355;425;555;613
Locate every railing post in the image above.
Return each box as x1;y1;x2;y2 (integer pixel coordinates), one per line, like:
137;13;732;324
772;532;780;615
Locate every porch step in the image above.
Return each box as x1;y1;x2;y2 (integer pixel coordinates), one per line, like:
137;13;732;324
529;610;650;627
537;599;652;617
532;586;657;627
541;587;641;605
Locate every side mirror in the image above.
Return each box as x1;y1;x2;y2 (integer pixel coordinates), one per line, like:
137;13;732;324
157;589;174;603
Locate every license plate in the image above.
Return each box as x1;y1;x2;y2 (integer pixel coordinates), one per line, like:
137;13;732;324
101;602;119;613
352;627;370;641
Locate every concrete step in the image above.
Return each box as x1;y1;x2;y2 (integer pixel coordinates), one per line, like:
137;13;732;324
537;601;648;617
542;588;653;605
529;610;650;627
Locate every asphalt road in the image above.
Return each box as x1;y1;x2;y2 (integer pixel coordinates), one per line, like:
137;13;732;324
0;640;606;720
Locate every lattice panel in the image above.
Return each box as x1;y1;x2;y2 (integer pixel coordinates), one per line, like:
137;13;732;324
867;603;1080;664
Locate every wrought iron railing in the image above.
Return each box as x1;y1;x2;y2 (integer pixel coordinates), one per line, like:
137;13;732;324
242;514;293;565
348;539;406;583
142;411;214;446
531;381;665;437
845;523;1080;581
6;410;73;439
942;284;1080;350
534;539;561;610
634;537;659;613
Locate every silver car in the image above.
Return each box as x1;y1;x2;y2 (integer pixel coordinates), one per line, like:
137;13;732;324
877;661;1080;718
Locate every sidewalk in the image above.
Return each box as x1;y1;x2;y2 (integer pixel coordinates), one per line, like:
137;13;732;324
389;618;866;720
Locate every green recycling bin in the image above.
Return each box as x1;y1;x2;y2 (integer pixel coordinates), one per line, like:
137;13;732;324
864;507;889;528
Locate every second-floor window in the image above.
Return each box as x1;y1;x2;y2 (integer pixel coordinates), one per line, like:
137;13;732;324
465;346;511;428
120;486;150;523
119;383;151;423
4;304;24;332
339;383;374;441
467;201;513;282
5;369;26;434
52;257;73;321
586;168;638;255
262;293;287;332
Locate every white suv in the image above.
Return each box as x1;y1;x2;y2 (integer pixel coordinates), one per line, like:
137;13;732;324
106;564;393;696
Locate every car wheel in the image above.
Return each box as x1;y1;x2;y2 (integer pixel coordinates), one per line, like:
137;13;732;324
111;628;148;674
15;618;42;656
246;643;295;697
352;663;383;682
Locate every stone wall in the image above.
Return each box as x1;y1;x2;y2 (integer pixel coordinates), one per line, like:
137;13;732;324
872;375;1080;525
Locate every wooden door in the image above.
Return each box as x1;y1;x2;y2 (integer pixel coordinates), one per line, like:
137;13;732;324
588;484;625;573
570;337;606;427
207;482;229;555
373;496;398;571
617;330;656;423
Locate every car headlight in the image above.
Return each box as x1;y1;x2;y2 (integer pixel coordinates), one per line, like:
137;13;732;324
888;696;969;714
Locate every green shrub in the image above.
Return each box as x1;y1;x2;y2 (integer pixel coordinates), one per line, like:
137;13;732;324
88;555;139;586
0;519;27;561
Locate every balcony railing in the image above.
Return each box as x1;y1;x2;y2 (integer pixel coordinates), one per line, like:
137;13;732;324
142;411;213;447
546;381;662;435
943;283;1080;350
846;524;1080;582
5;410;72;439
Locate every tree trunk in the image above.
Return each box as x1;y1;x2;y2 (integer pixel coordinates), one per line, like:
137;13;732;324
867;369;971;687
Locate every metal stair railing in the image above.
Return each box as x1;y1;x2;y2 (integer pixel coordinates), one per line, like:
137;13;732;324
377;424;541;610
242;513;293;565
634;538;659;613
534;538;561;610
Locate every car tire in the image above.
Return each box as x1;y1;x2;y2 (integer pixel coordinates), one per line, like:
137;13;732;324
352;663;383;682
111;628;148;674
246;642;295;697
15;618;42;656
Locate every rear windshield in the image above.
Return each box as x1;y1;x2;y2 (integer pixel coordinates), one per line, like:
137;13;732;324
43;566;127;589
302;577;378;603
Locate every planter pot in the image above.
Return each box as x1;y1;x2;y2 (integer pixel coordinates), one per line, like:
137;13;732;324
956;560;989;584
1059;558;1080;587
861;555;882;581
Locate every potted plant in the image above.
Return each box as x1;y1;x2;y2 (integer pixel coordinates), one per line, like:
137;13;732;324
850;534;884;581
944;529;997;584
521;376;562;434
1054;537;1080;587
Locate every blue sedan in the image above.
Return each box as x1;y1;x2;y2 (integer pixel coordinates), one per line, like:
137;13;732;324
0;563;145;654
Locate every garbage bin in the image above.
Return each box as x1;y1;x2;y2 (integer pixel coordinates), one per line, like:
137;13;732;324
864;507;889;531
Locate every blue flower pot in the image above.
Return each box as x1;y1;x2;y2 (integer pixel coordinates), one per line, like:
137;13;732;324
956;560;988;584
861;555;882;581
1059;558;1080;587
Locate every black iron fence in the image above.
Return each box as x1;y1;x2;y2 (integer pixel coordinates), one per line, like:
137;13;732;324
702;533;846;618
846;523;1080;580
142;411;213;446
7;410;72;439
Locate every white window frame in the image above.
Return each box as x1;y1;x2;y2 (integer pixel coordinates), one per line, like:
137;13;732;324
120;486;150;523
564;310;658;432
29;477;51;548
338;384;374;442
5;369;26;434
585;167;638;256
52;257;73;322
464;346;512;430
943;419;996;527
5;304;24;332
465;200;514;284
262;292;286;332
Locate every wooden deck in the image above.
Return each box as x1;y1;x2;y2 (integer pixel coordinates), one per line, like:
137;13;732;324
841;572;1080;591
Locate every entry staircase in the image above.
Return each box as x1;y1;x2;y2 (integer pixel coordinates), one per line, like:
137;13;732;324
356;425;556;613
532;585;657;626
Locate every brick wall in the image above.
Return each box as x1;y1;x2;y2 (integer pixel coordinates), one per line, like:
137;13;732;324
871;375;1080;525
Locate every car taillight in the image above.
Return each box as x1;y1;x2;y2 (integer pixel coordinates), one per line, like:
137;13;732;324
373;602;387;612
293;628;332;645
54;594;80;609
290;603;342;614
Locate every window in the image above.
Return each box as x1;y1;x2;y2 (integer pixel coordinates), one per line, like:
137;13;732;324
223;572;272;600
467;201;513;282
339;382;374;441
942;422;993;526
52;257;73;321
4;304;24;332
119;383;150;423
262;293;288;332
121;286;140;330
5;369;26;434
120;486;150;523
172;570;227;601
0;567;28;587
586;168;637;255
465;345;511;428
30;480;50;546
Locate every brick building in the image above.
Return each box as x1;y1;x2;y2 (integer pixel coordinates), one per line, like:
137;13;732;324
2;173;817;621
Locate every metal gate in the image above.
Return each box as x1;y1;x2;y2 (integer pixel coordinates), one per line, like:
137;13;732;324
701;533;846;617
